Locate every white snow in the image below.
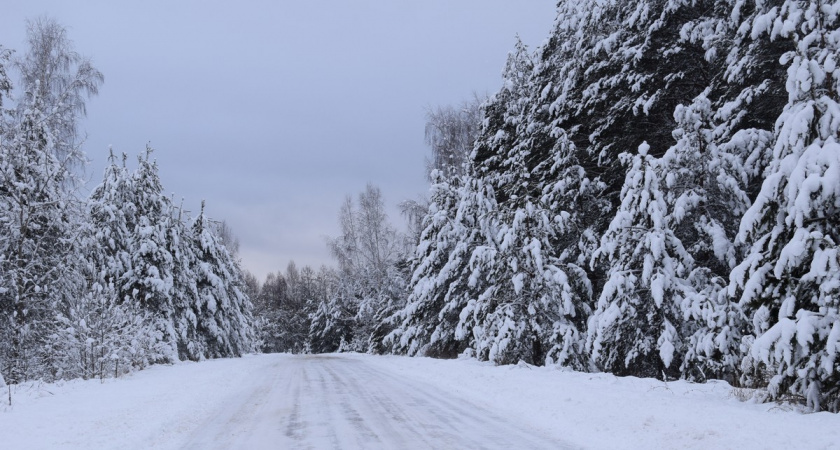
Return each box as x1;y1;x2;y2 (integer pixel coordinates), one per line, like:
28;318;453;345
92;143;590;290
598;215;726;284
1;353;839;449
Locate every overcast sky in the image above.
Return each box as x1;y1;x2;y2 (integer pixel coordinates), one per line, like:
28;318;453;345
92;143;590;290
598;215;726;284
0;1;557;280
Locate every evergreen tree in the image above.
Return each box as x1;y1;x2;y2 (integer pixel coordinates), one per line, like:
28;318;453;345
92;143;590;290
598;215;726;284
589;143;694;379
0;92;81;381
466;37;598;367
85;150;174;367
654;95;751;381
188;201;256;358
731;0;840;412
252;264;311;354
253;271;289;352
126;149;179;362
308;267;355;353
388;172;476;358
0;19;101;381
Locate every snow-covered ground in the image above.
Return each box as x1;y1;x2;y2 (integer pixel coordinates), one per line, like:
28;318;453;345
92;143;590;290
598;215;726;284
1;354;838;449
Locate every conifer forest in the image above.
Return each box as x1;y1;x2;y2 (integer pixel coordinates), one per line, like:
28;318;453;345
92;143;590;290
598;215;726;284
4;0;840;416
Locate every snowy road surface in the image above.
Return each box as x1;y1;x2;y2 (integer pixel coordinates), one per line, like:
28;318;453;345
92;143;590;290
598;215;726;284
3;353;840;449
181;355;566;449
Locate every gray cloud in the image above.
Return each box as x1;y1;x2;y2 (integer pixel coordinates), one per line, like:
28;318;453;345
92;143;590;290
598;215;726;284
0;0;556;280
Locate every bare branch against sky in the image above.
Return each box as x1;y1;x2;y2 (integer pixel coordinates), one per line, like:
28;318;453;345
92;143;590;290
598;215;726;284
0;1;557;279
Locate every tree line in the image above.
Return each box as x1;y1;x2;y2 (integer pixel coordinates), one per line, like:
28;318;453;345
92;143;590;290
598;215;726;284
263;0;840;413
0;17;255;388
5;0;840;415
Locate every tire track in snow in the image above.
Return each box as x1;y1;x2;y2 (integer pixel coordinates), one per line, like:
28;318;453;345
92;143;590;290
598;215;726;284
182;354;572;449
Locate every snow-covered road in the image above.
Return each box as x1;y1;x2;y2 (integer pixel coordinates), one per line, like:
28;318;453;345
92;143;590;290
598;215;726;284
0;354;568;449
3;353;839;449
181;355;565;449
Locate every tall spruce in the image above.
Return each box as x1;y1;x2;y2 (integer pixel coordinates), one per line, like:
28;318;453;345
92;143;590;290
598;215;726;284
388;172;479;358
731;0;840;412
0;19;101;382
188;202;256;358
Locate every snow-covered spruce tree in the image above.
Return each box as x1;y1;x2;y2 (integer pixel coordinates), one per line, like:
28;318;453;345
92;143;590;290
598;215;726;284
640;0;796;381
165;199;204;361
187;201;256;358
85;150;174;368
300;266;330;353
88;150;256;364
536;0;718;202
0;45;13;380
731;0;840;412
0;18;102;382
387;171;477;358
86;151;134;302
653;95;751;381
253;271;291;353
431;0;721;370
454;39;595;367
308;267;355;353
282;263;315;353
42;154;143;379
128;150;181;363
588;142;695;379
457;190;593;367
251;263;314;354
388;44;535;360
391;43;534;362
509;3;725;331
0;80;79;382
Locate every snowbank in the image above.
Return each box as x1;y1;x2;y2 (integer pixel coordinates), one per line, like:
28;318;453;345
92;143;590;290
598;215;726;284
358;354;840;449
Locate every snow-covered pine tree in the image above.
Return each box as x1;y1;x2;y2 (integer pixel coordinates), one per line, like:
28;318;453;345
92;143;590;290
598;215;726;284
166;198;204;361
284;263;315;353
536;0;718;200
641;0;794;381
425;175;500;359
87;151;134;300
0;18;103;381
455;38;595;367
429;0;720;371
589;142;695;379
124;149;179;363
731;0;840;412
308;267;355;353
387;171;476;358
0;85;81;382
389;42;539;360
253;271;292;353
652;95;750;381
85;150;171;368
459;192;592;367
188;201;256;358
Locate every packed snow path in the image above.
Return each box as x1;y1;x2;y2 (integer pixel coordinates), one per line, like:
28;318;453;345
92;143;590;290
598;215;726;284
4;353;840;449
182;355;565;449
